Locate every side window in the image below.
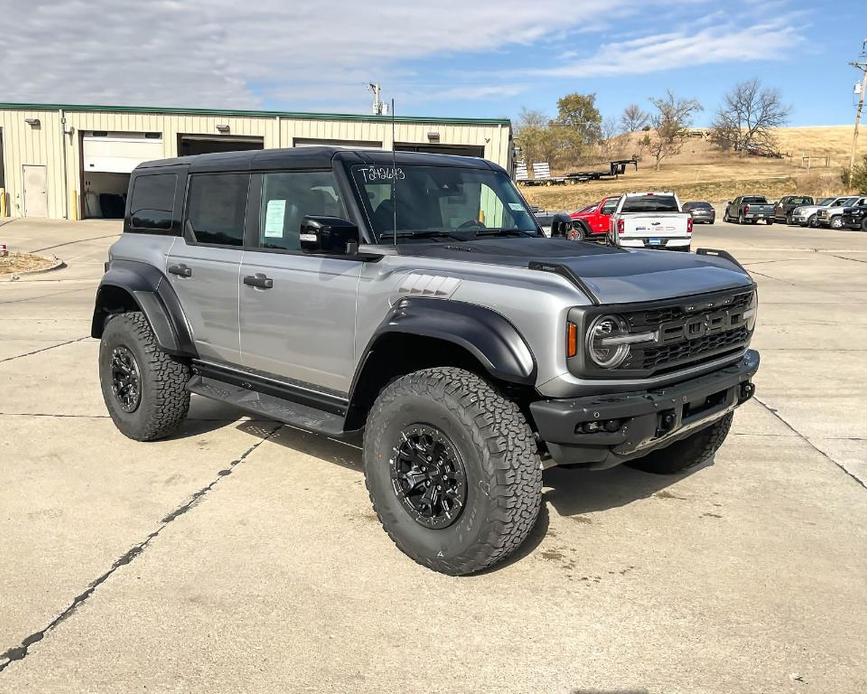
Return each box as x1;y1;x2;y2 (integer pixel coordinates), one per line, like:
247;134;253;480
129;173;176;231
258;171;346;251
601;199;618;215
185;173;249;246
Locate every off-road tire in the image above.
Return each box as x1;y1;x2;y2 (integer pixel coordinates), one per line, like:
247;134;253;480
626;412;733;475
363;367;542;575
567;223;587;241
99;311;191;441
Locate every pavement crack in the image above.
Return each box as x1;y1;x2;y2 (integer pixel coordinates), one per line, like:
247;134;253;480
0;423;282;674
29;233;120;254
753;396;866;489
0;337;90;364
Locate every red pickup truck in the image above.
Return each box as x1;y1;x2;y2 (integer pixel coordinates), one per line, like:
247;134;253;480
569;196;619;240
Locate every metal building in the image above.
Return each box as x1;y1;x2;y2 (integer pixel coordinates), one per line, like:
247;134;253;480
0;103;512;220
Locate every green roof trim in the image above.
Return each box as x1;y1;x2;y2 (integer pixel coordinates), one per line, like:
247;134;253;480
0;102;511;127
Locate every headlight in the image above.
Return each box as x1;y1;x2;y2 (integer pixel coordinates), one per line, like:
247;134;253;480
586;314;631;368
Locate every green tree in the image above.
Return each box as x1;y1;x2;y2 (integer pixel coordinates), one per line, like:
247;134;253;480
555;92;603;148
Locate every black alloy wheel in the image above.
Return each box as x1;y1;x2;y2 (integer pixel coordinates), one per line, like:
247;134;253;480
390;424;467;529
110;345;142;412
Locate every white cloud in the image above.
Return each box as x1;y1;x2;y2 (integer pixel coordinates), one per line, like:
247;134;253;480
0;1;806;112
531;18;804;78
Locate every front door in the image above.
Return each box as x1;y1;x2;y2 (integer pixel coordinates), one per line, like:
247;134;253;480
166;172;250;366
23;164;48;217
239;170;361;394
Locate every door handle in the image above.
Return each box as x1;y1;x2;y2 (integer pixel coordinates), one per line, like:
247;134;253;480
243;273;274;289
168;263;192;278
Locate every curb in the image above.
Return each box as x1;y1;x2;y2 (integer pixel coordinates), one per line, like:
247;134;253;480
3;255;66;281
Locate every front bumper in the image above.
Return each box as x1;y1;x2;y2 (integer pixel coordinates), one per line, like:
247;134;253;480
530;350;760;468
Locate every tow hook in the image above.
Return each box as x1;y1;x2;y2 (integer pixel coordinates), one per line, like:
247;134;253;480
739;382;756;403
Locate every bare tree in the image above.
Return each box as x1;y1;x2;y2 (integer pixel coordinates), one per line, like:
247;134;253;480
620;103;649;132
648;91;703;170
710;79;790;155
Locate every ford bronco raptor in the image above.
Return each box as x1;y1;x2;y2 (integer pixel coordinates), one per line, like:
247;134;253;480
92;147;759;575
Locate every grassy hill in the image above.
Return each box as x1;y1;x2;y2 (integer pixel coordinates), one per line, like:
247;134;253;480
521;125;866;212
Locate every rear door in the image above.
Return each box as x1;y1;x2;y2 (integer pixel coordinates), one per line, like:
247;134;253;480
166;172;250;366
238;169;362;394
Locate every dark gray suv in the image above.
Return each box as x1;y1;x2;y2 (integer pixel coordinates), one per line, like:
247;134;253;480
92;147;759;574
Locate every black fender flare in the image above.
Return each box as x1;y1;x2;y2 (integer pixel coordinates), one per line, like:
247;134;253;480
351;296;536;393
91;259;197;357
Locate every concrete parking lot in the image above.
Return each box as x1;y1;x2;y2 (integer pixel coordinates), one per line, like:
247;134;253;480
0;217;865;693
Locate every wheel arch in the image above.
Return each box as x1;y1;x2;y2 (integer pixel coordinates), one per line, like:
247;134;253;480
91;259;196;358
345;298;537;430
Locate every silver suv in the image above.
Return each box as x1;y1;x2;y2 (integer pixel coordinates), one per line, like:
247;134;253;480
92;147;760;575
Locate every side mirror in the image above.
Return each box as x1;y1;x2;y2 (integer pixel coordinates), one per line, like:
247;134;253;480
300;216;360;255
549;213;572;238
727;200;733;205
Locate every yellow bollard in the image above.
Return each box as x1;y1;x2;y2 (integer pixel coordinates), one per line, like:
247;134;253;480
0;188;6;218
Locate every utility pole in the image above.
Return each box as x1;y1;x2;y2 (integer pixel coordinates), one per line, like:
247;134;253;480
848;41;867;182
368;83;387;116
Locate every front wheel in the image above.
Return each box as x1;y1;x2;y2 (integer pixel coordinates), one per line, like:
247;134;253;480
830;216;844;229
363;367;542;575
807;214;818;228
627;412;733;475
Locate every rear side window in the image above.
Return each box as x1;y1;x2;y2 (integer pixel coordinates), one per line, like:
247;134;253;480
257;171;346;251
185;173;250;246
129;173;176;231
601;199;618;214
621;195;679;213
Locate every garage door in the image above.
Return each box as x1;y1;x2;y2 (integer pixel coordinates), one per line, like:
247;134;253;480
82;132;164;173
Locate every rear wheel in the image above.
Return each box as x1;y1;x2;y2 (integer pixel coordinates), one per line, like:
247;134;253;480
363;367;542;575
567;223;587;241
766;218;774;225
627;413;733;475
99;312;191;441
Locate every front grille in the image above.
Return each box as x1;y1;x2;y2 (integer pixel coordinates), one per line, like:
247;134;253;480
640;327;749;370
620;289;753;375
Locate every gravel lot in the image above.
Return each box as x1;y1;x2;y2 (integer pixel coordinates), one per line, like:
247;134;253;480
0;217;864;693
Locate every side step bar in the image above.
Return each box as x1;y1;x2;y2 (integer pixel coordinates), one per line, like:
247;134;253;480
187;374;346;437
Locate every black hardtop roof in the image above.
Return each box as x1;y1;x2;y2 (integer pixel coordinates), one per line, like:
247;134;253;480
135;146;502;174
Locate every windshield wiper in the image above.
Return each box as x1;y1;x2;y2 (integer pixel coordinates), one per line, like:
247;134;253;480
389;230;474;242
474;228;536;237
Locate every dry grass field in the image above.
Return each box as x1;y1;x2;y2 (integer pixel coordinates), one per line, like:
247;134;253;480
523;125;866;211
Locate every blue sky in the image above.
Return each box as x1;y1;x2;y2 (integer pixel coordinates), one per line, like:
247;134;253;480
5;0;866;126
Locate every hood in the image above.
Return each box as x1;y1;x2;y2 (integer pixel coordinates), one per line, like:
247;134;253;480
396;237;753;304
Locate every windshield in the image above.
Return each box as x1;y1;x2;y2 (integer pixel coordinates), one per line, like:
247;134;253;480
351;164;538;242
621;195;679;213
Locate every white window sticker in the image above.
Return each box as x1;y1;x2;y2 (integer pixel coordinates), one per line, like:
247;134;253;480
508;202;525;211
264;199;286;238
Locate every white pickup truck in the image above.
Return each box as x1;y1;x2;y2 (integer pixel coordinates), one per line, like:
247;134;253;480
608;192;693;251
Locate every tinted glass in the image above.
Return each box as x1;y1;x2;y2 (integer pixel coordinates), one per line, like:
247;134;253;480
685;202;712;209
620;195;679;213
186;173;249;246
790;196;812;205
129;173;176;231
601;199;618;214
351;165;536;242
742;196;768;204
258;171;346;251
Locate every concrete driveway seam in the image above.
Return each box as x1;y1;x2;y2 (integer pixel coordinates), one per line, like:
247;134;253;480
0;336;89;364
0;422;283;675
754;394;867;489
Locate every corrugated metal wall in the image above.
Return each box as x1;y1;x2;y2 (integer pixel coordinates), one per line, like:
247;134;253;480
0;107;511;219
